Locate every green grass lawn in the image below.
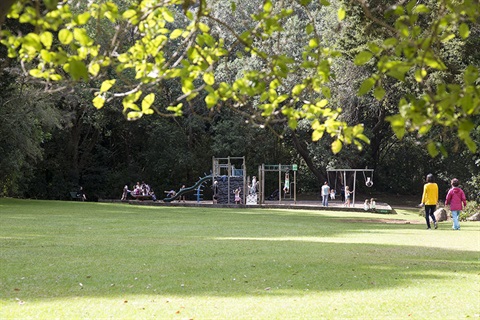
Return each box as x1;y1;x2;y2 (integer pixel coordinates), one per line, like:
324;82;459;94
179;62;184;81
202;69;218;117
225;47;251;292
1;198;479;319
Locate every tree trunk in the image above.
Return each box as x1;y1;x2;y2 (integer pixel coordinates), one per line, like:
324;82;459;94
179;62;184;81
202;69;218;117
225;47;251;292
0;0;16;25
291;130;325;183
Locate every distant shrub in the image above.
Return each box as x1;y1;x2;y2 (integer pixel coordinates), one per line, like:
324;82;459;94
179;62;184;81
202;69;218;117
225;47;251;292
460;201;479;221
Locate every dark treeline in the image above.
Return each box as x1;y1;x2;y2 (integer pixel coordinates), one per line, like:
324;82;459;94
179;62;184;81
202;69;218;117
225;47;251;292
1;1;479;202
1;75;478;202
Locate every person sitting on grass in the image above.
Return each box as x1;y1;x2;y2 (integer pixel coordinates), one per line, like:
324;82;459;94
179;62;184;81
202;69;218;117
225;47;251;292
363;199;370;211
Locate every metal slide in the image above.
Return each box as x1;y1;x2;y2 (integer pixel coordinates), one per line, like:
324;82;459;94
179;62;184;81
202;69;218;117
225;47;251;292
163;175;212;202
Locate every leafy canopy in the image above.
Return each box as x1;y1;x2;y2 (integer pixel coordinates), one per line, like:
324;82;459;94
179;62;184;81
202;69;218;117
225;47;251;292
1;0;479;154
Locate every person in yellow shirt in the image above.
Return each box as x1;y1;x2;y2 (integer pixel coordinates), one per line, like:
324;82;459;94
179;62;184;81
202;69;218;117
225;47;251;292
420;174;439;229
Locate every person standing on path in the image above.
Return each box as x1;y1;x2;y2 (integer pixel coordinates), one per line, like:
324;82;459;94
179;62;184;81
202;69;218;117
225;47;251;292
445;178;467;230
420;173;439;229
321;181;330;207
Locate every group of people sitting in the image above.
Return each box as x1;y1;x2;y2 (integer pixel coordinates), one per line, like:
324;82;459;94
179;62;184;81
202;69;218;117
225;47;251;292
122;181;156;201
363;198;377;211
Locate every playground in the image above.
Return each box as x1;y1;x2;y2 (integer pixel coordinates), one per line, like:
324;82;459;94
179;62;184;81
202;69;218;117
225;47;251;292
120;156;393;213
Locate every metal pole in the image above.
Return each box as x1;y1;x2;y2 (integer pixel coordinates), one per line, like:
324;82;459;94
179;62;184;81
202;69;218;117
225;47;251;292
258;165;261;205
294;169;296;204
243;156;246;204
227;156;231;204
261;164;265;204
353;171;357;207
278;164;282;203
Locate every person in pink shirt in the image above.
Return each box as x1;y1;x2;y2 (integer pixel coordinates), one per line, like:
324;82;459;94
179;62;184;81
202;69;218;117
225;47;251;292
445;178;467;230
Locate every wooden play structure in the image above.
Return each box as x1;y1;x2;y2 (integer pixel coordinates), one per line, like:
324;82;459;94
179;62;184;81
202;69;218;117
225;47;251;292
212;156;247;204
258;164;298;204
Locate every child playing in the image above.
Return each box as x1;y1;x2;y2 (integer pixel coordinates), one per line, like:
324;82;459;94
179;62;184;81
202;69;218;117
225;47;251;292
330;189;336;200
363;199;370;211
234;187;242;204
344;186;354;207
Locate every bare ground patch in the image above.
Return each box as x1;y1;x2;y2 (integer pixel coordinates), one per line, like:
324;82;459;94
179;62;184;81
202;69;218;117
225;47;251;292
340;218;423;224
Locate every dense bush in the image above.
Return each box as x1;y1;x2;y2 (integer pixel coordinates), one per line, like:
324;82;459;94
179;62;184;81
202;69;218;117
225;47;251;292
461;201;480;221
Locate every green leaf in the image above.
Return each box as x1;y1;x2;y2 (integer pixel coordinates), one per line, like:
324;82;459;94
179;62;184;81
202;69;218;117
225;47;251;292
288;117;298;129
29;69;43;78
414;68;426;82
338;7;346;21
100;79;116;92
123;9;137;19
23;33;42;52
464;65;478;85
40;31;53;49
67;60;88;81
358;78;375;96
142;93;155;113
386;114;406;139
292;84;306;96
264;0;273;13
308;38;318;48
198;22;210;33
331;140;342;154
354;51;373;65
203;72;215;85
427;141;439;157
73;28;91;46
373;86;386;100
43;0;58;10
406;0;416;14
170;29;183;39
299;0;313;5
76;12;91;25
459;23;470;39
383;38;397;47
93;95;105;109
205;92;219;108
413;4;430;14
127;111;143;120
312;128;324;141
306;23;314;35
322;86;331;99
89;63;100;76
423;54;445;70
162;10;175;23
387;65;411;81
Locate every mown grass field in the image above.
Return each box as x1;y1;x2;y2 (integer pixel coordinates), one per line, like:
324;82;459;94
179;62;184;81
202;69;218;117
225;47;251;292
0;198;479;319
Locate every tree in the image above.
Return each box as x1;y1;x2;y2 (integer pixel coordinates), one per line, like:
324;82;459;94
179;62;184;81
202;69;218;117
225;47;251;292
0;0;478;156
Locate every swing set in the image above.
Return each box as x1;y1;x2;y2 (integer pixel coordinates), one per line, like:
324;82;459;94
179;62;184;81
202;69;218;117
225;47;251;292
326;168;374;206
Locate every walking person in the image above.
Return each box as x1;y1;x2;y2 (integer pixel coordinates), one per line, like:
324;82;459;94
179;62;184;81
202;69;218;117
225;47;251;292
445;178;467;230
321;181;330;207
420;173;439;229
